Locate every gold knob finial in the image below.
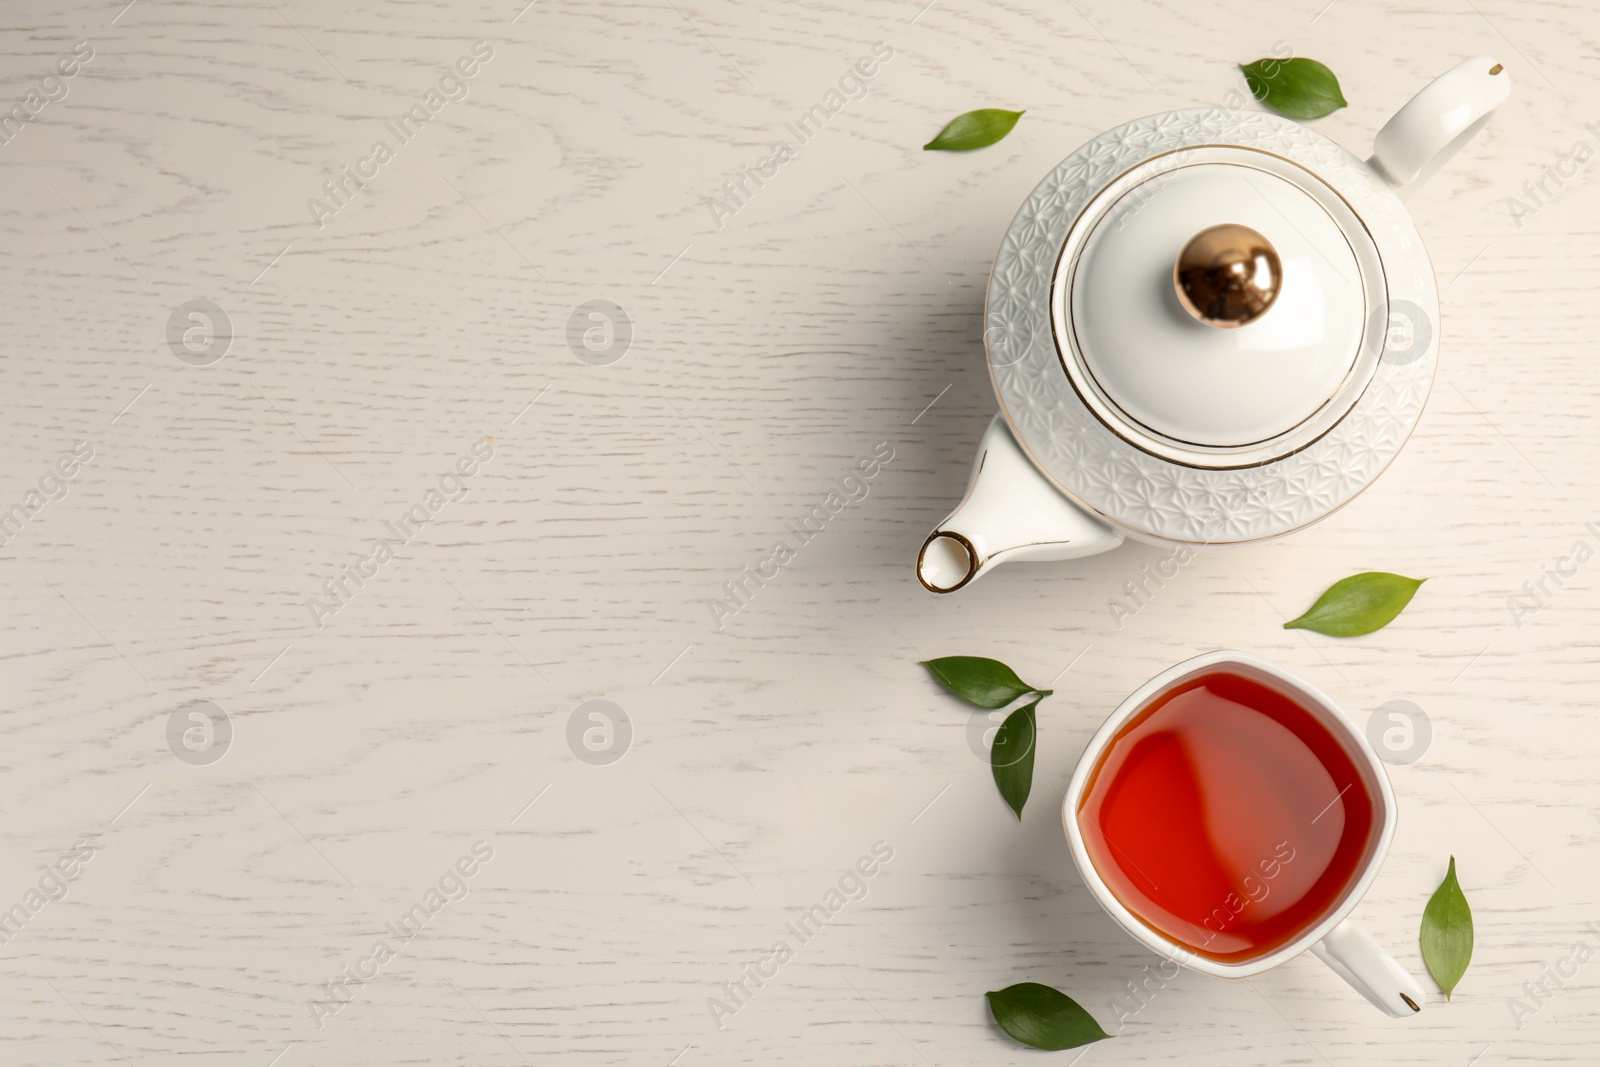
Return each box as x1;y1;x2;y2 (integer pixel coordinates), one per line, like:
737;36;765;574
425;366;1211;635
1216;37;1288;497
1174;224;1282;328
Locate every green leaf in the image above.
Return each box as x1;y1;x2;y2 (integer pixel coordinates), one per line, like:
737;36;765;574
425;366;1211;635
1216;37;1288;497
986;982;1112;1051
923;108;1024;151
1283;572;1426;636
991;700;1037;820
1239;57;1348;120
1421;856;1473;999
921;656;1050;709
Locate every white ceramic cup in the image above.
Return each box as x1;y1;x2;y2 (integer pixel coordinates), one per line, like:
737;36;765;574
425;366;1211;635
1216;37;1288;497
1060;650;1426;1017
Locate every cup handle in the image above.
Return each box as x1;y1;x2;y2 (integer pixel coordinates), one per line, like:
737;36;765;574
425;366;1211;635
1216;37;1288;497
1310;919;1425;1017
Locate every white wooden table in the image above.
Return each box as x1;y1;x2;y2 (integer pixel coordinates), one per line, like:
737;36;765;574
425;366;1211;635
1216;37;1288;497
2;0;1596;1063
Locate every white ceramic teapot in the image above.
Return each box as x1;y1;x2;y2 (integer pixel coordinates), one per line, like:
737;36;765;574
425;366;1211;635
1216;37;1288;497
916;57;1510;593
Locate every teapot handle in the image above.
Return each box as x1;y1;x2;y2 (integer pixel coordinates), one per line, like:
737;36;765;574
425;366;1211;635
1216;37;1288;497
1368;56;1510;195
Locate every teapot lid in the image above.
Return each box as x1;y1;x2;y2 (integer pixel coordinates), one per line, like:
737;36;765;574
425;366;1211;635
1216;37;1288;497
1056;148;1387;466
985;109;1438;545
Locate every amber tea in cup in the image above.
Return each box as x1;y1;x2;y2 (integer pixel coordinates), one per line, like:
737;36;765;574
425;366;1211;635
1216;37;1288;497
1076;670;1378;963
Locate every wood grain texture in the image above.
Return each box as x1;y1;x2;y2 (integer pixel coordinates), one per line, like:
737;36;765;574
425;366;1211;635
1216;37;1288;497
1;0;1597;1063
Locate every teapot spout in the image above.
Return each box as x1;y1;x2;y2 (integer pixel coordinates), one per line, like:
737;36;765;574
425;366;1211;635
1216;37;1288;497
917;414;1123;593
